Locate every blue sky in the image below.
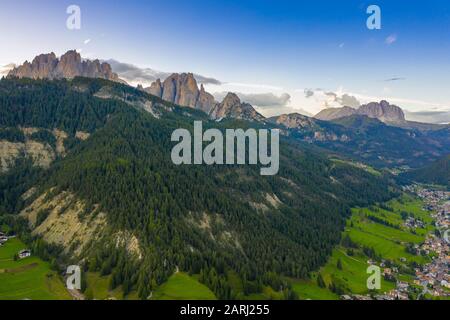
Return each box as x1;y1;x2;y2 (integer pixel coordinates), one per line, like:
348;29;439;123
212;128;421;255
1;0;450;118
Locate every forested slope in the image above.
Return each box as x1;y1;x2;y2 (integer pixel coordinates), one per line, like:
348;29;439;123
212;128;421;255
0;77;396;299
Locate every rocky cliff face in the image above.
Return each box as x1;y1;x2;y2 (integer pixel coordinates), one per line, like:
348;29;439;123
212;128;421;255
197;84;216;113
357;100;405;123
314;101;405;124
144;73;267;121
8;50;120;82
209;92;265;121
145;73;216;113
147;78;163;98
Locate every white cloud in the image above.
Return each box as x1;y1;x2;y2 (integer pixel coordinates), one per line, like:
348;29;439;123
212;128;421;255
385;34;397;45
404;110;450;124
106;59;222;87
213;92;291;108
84;39;91;45
0;63;15;78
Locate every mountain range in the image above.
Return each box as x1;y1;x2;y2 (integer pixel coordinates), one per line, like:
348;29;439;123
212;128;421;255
7;50;120;82
0;76;396;299
6;51;449;128
1;49;449;299
6;51;449;169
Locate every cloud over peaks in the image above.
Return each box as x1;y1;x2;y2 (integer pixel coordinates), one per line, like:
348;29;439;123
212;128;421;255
106;59;222;87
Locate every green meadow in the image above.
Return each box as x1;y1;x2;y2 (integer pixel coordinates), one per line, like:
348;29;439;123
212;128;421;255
293;193;432;299
83;272;139;300
0;194;433;300
0;238;70;300
152;272;217;300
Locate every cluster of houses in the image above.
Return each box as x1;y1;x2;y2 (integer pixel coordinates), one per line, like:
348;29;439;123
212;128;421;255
404;216;425;230
0;231;31;259
0;231;10;246
413;188;450;297
18;249;31;259
344;186;450;300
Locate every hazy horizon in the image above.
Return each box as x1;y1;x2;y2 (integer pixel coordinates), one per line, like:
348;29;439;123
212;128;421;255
1;0;450;122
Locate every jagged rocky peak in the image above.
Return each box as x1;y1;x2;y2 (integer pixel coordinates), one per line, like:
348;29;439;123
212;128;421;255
209;92;241;119
8;50;120;82
209;92;265;121
147;78;163;97
145;73;216;113
197;84;216;113
8;52;58;80
222;92;242;108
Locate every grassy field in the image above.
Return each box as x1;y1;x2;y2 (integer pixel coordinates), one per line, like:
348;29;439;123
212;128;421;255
152;272;217;300
83;272;139;300
225;270;285;300
293;193;432;299
292;247;396;299
0;194;433;301
291;278;339;300
0;238;71;300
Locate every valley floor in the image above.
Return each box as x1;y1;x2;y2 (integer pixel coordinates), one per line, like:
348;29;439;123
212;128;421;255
0;237;70;300
1;186;448;300
292;187;450;300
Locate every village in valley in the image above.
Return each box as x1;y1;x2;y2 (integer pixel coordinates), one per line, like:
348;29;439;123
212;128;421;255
412;188;450;297
345;186;450;300
1;185;448;301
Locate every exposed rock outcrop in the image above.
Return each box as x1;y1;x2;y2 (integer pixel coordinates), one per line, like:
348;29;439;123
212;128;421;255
197;84;216;113
0;140;55;172
145;73;216;113
357;100;405;123
268;113;350;142
20;190;107;256
8;50;120;82
0;127;70;172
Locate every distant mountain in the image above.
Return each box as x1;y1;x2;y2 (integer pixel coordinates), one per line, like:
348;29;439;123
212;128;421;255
269;113;450;168
402;155;450;187
314;106;357;121
358;101;406;124
8;50;121;82
315;100;405;124
314;100;449;132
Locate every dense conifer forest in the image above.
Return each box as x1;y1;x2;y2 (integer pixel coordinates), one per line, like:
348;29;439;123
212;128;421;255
0;78;396;298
